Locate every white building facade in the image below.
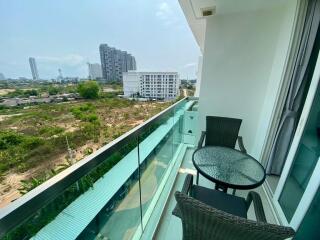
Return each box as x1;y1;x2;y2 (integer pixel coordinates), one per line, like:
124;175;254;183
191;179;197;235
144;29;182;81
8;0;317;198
87;63;103;80
123;71;180;100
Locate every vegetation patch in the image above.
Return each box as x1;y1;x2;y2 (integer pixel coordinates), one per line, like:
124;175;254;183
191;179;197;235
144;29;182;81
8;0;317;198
77;81;100;99
39;126;64;137
0;95;174;210
71;103;98;123
0;130;44;172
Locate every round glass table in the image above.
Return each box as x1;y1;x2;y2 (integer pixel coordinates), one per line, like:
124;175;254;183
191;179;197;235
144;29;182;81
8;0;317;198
192;146;266;192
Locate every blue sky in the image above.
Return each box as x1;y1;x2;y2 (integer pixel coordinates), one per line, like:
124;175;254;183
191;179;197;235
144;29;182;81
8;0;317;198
0;0;200;79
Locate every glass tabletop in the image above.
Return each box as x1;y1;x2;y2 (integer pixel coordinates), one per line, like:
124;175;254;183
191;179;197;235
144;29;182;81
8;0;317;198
193;146;266;189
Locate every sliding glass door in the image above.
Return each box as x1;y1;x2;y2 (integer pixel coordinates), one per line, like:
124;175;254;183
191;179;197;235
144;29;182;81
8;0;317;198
274;51;320;229
277;83;320;222
294;185;320;239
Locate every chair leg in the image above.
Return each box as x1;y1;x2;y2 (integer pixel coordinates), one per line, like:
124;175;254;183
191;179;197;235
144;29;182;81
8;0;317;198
232;188;236;195
196;171;199;185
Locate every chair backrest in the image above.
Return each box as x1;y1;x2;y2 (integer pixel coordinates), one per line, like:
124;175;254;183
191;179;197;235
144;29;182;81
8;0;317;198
175;191;295;240
205;116;242;148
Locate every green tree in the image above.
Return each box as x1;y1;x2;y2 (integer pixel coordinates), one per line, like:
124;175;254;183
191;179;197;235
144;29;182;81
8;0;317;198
77;81;100;99
48;86;60;95
24;89;38;97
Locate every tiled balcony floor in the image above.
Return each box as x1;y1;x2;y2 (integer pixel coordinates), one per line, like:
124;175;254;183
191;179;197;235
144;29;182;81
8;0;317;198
154;147;277;240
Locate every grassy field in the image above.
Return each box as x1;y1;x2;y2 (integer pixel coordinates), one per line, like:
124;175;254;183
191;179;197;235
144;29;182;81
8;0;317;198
0;97;172;207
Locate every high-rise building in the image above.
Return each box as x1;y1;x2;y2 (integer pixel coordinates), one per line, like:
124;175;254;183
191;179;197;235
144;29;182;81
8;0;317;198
29;57;39;80
87;63;103;80
0;73;5;80
123;71;180;100
99;44;136;82
57;68;63;82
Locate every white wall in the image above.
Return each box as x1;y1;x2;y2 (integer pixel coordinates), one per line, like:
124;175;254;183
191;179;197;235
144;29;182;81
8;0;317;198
198;1;298;159
195;55;203;97
123;72;140;97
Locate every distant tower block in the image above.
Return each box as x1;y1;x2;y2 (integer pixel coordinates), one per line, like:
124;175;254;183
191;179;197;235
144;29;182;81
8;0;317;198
57;69;63;82
87;62;103;80
58;69;63;77
0;73;5;80
29;57;39;80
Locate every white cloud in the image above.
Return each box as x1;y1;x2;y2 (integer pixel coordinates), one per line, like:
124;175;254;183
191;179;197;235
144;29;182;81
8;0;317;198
36;54;86;67
156;1;178;26
184;62;197;68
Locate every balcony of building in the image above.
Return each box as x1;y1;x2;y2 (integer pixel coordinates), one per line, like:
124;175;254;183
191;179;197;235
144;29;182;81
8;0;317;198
1;0;320;239
0;97;283;240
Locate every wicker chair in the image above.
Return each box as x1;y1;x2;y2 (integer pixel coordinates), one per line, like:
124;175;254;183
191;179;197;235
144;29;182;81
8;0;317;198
198;116;246;151
196;116;246;188
172;174;295;240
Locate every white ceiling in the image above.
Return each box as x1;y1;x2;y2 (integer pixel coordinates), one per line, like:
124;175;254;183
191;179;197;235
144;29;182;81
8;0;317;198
190;0;290;17
179;0;290;52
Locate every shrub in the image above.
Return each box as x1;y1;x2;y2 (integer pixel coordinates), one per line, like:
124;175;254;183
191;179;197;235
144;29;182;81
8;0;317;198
19;177;46;195
0;131;46;173
71;104;99;125
48;86;60;95
21;136;43;150
77;81;100;99
84;113;98;123
84;147;93;156
39;126;64;137
65;131;89;149
82;122;100;142
0;131;24;150
24;89;38;97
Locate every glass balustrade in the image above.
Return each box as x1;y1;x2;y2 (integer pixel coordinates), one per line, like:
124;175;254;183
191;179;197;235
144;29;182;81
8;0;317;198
0;98;198;240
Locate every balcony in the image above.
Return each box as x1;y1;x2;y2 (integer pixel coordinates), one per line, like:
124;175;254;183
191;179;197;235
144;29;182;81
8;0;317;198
0;97;278;240
154;148;277;239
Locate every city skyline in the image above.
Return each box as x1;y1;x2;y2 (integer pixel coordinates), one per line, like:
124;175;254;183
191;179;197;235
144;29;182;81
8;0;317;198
0;0;200;80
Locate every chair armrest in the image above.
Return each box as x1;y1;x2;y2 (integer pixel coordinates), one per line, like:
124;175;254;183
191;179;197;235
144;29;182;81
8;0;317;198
237;136;247;154
246;191;267;223
198;131;206;149
172;174;194;218
181;174;193;195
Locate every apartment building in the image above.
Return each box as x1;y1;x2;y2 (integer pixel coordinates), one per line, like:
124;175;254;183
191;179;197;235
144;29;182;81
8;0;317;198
0;73;5;80
99;44;136;82
123;71;180;100
28;57;39;80
87;63;102;80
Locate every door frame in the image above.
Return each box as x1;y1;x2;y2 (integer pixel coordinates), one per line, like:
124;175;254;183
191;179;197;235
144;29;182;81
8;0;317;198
273;49;320;228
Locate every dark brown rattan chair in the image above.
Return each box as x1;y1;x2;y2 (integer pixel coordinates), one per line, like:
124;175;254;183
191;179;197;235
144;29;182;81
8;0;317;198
198;116;246;151
172;174;295;240
196;116;246;188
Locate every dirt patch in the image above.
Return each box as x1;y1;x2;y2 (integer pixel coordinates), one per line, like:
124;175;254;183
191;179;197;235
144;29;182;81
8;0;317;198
0;113;23;122
0;89;15;96
103;87;118;93
0;152;68;208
